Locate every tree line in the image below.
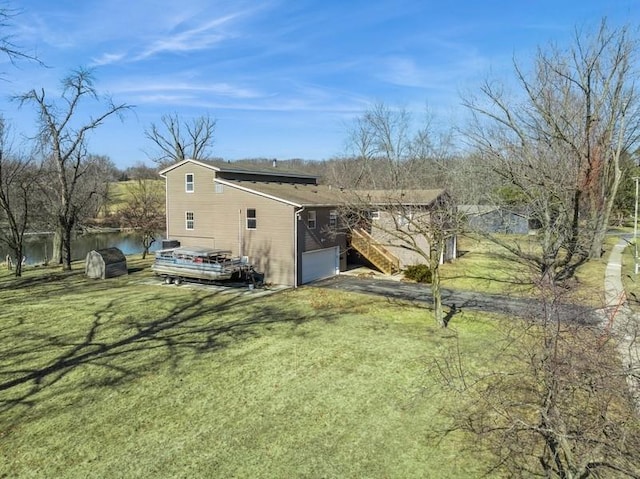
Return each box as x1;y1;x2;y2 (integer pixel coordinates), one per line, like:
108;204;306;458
1;6;639;477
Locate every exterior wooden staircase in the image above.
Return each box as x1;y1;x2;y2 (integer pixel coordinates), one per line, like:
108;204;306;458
350;228;400;275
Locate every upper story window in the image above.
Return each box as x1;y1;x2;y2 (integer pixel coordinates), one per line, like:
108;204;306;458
215;183;224;194
308;210;317;229
371;210;380;220
247;208;257;230
185;173;194;193
329;210;338;228
186;211;195;230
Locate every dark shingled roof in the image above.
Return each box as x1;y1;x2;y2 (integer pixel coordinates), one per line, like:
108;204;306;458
219;179;446;207
159;159;317;180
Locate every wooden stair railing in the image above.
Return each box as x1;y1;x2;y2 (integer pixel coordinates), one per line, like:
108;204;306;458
351;228;400;275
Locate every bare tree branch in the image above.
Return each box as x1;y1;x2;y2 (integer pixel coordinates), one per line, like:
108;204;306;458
145;113;216;166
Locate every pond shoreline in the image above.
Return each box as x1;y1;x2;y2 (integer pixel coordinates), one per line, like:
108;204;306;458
13;229;165;265
24;226;130;236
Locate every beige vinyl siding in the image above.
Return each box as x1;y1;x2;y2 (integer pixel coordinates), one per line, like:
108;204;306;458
165;162;220;248
164;163;296;285
163;163;349;286
220;185;295;286
371;209;430;268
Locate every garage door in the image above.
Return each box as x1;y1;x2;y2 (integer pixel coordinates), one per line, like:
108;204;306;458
301;246;340;284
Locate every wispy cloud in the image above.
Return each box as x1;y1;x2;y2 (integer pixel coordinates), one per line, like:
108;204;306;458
111;79;263;102
377;52;490;91
91;52;126;67
135;13;241;60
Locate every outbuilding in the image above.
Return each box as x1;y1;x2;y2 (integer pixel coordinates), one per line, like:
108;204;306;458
85;247;128;279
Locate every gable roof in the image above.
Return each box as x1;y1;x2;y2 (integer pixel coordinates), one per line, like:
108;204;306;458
158;158;317;180
350;189;446;206
217;178;446;208
216;179;343;207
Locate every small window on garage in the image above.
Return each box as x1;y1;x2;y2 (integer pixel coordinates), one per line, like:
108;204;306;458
186;211;195;230
185;173;194;193
247;208;257;229
329;210;338;228
308;210;317;229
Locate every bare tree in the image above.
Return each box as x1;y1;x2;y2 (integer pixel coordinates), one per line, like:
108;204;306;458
341;103;416;189
464;20;640;281
78;154;120;223
123;161;159;181
0;118;44;276
435;22;640;476
145;113;216;166
16;68;131;270
117;179;165;258
337;104;461;326
433;285;640;478
342;190;459;327
338;103;458;191
0;7;41;70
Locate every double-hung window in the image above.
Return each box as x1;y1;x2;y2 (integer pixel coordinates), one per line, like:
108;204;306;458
185;173;194;193
247;209;257;229
329;210;338;228
186;211;195;230
308;210;317;229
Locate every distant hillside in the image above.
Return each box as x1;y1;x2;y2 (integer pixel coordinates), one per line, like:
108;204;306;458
97;180;165;224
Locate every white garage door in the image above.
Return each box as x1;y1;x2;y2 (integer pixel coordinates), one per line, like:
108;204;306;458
301;246;340;284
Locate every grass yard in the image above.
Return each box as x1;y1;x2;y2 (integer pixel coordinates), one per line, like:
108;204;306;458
441;234;614;308
440;234;535;296
104;180;165;216
0;258;503;478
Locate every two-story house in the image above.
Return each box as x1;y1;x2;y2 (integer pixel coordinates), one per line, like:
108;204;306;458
160;159;456;287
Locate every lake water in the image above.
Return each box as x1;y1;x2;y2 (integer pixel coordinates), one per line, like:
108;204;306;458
12;231;165;265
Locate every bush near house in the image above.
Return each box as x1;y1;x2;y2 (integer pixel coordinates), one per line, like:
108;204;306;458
403;264;432;283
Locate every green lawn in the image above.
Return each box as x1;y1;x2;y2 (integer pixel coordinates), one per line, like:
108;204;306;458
0;259;502;478
441;234;535;296
1;230;626;478
104;180;165;216
441;234;614;308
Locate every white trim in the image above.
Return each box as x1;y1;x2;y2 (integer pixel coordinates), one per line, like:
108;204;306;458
329;209;338;227
185;172;195;193
214;178;302;207
294;207;305;287
185;211;195;230
159;159;220;177
164;172;169;239
246;208;257;230
307;210;317;229
159;158;317;180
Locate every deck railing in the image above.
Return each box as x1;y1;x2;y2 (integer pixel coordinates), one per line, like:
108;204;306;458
351;228;400;275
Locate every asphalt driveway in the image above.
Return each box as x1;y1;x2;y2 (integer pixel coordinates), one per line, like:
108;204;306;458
310;275;598;325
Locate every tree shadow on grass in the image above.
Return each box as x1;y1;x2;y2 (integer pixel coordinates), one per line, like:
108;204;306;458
0;269;79;291
0;283;348;426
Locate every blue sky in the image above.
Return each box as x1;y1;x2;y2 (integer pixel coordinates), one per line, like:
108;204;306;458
0;0;638;168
